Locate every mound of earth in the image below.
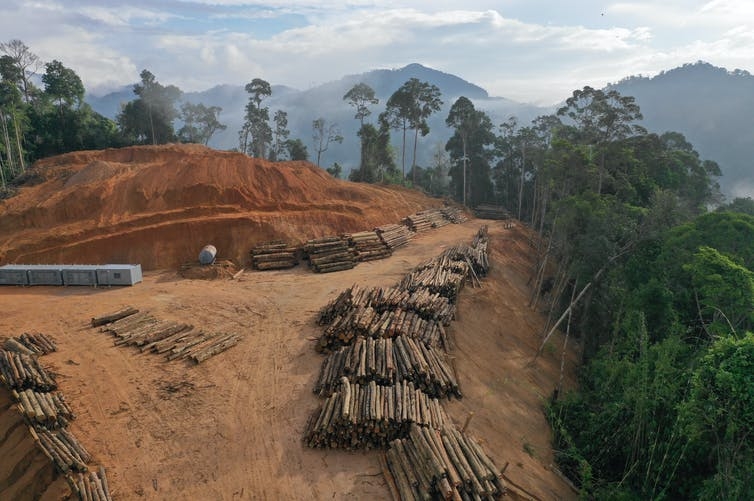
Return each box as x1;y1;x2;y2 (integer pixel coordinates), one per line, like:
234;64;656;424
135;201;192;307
0;144;440;270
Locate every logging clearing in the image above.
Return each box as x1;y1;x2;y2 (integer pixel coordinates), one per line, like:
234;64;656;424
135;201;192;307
0;219;578;501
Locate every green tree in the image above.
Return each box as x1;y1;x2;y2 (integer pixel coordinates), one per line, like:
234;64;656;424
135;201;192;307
0;75;26;180
350;120;397;183
383;78;442;182
718;197;754;216
119;69;181;144
682;333;754;499
241;78;272;158
284;138;308;161
271;109;289;161
343;82;378;127
445;97;495;206
42;60;84;115
178;102;226;145
344;82;379;179
685;246;754;336
326;162;342;179
557;86;646;194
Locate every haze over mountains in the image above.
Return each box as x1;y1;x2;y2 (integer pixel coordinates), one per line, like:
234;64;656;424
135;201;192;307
86;62;754;199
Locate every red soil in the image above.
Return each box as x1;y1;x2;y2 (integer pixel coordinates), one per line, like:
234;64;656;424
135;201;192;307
0;144;438;270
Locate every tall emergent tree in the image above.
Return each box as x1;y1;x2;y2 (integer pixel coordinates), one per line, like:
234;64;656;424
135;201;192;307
383;78;442;183
343;82;379;179
557;86;645;194
240;78;272;158
41;60;84;116
343;82;379;127
312;117;342;167
445;96;494;206
118;69;181;145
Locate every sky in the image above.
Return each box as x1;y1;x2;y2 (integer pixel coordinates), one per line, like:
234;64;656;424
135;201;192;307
2;0;753;105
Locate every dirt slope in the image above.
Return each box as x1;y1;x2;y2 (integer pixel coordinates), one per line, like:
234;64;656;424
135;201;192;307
0;144;439;270
0;221;577;501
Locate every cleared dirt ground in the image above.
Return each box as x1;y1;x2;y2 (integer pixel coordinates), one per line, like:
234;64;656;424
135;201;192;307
0;220;578;500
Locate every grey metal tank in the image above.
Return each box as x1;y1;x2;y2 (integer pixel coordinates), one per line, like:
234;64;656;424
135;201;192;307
199;244;217;265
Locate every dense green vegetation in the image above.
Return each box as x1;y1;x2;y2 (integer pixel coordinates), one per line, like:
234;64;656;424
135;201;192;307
0;40;228;194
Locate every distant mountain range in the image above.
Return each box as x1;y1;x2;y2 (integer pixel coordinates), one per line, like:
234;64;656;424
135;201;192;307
607;62;754;198
86;61;754;199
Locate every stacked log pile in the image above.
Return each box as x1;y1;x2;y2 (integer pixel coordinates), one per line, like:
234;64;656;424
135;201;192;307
316;306;447;353
251;241;299;270
441;206;468;224
30;426;91;473
0;350;57;391
317;285;456;327
435;243;489;280
314;335;461;399
3;332;57;355
0;330;114;499
474;204;510;220
383;424;505;500
304;236;357;273
69;467;113;501
347;231;392;262
399;265;468;304
422;208;451;229
13;388;75;428
304;378;449;450
305;224;504;501
376;224;414;250
96;307;241;364
403;212;434;233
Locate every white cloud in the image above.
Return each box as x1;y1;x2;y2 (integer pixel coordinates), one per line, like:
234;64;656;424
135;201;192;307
2;1;754;103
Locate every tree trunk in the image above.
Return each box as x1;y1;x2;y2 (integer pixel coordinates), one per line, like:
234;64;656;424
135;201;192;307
0;110;16;177
412;126;419;186
148;105;155;145
462;138;468;207
518;142;526;220
11;111;24;172
401;124;407;179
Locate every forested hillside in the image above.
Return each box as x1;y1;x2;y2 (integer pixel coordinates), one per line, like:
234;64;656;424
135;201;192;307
610;62;754;198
